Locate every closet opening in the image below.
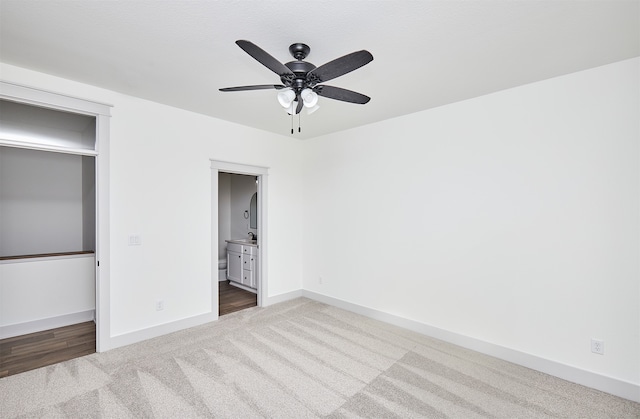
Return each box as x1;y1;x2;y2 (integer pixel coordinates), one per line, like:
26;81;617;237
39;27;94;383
0;87;110;374
0;146;97;376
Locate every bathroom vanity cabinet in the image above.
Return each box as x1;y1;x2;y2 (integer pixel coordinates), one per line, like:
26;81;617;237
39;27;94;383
226;240;258;293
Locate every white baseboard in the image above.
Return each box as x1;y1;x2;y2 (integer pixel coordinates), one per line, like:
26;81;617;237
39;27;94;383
0;310;95;339
263;289;303;306
103;312;218;352
103;288;303;352
301;290;640;403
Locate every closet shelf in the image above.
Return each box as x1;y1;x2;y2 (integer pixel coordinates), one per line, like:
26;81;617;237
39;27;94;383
0;250;94;261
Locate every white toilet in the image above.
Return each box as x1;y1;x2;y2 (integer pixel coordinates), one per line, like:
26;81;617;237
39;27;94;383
218;258;227;281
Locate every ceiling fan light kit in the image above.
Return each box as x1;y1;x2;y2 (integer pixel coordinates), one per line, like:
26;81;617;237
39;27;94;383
277;88;296;107
300;88;318;108
220;40;373;134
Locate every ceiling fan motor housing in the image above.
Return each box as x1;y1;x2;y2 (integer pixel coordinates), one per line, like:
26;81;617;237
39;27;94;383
283;60;316;88
283;44;317;89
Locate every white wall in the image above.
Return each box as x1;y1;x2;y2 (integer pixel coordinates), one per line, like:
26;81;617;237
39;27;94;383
302;58;639;387
0;255;95;338
0;147;84;255
0;62;305;342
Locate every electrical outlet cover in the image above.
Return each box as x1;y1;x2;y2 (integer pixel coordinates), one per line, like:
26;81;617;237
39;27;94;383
591;338;604;355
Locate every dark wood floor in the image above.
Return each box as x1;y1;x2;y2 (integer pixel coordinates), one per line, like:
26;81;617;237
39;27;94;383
219;280;257;315
0;321;96;378
0;282;257;377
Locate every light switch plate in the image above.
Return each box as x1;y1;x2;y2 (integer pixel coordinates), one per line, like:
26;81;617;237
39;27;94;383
128;235;142;246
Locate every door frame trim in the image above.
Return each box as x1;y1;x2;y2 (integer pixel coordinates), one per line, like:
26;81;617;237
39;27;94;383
0;80;111;352
211;160;268;309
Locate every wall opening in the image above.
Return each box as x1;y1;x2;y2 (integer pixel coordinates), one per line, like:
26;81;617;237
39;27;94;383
211;160;268;315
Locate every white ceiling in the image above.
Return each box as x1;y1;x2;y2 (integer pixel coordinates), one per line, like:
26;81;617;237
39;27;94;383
1;1;638;139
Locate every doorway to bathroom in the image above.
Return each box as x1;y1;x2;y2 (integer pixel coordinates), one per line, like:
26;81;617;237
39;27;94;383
218;172;257;315
211;160;268;317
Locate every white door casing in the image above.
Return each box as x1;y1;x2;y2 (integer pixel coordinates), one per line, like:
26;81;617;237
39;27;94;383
211;159;268;309
0;81;112;351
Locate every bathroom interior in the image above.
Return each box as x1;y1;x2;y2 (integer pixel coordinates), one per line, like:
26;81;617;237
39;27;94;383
217;172;259;315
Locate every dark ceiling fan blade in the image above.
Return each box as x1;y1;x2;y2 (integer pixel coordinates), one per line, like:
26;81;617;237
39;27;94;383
219;84;286;92
236;40;295;78
307;50;373;84
314;85;370;104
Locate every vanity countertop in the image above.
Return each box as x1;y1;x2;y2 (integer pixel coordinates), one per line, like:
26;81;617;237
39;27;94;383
225;239;258;247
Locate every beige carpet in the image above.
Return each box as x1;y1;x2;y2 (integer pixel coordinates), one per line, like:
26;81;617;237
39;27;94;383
1;298;638;418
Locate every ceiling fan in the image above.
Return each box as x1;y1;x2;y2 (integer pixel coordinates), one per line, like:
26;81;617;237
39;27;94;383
219;40;373;118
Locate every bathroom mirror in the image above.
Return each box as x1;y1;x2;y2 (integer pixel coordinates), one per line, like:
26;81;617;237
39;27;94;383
249;192;257;229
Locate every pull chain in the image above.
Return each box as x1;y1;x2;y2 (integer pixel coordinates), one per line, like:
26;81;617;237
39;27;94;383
288;103;303;134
